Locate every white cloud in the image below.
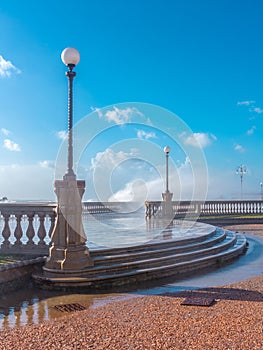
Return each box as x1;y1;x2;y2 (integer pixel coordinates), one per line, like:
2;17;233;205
247;125;256;135
1;128;10;136
253;107;263;114
91;148;136;171
90;106;103;118
3;139;21;152
107;155;203;202
183;132;216;148
237;100;255;106
39;160;55;168
101;106;144;125
109;179;148;202
137;129;157;140
237;100;263;115
234;144;245;152
0;55;21;77
87;142;207;202
56;130;67;140
90;148;141;201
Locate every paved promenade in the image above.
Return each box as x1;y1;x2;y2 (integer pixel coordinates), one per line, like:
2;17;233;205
0;225;262;349
0;276;262;349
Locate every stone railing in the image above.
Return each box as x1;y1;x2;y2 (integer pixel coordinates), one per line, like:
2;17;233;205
0;203;56;255
2;200;262;255
82;201;140;214
145;200;263;219
0;201;138;256
83;201;119;214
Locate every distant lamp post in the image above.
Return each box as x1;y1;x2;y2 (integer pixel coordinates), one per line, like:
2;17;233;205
236;164;247;200
162;146;173;219
260;182;263;201
41;48;93;285
164;146;171;194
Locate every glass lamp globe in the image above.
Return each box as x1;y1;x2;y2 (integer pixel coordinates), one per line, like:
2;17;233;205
164;146;170;153
61;48;80;66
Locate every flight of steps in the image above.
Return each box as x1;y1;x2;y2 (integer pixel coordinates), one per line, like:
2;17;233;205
33;225;248;290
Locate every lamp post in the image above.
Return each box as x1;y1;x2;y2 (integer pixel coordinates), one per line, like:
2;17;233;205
43;48;93;281
260;182;263;200
162;146;173;219
236;164;246;200
164;146;170;194
61;47;80;179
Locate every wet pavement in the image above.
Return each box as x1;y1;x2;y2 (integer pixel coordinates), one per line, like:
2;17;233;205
0;233;262;328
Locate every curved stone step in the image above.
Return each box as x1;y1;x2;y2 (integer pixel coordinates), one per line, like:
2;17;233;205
91;224;217;256
78;233;247;286
34;233;247;289
32;228;248;290
79;231;238;277
92;228;227;265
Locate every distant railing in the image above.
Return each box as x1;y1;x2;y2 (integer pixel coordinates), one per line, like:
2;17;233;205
83;201;120;214
82;201;140;214
145;200;263;219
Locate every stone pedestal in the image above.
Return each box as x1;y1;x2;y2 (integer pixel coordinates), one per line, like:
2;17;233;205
162;191;173;202
43;178;93;278
162;191;173;219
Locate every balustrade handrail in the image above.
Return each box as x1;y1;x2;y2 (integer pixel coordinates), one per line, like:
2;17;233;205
0;203;57;256
0;202;56;213
145;200;263;204
145;200;263;219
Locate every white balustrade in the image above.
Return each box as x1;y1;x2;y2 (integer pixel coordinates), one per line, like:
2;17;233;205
145;200;263;219
0;203;56;255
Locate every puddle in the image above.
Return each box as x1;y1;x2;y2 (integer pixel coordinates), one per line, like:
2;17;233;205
0;285;134;328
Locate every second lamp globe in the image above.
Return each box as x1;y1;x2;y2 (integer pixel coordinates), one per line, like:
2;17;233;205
164;146;170;153
61;47;80;67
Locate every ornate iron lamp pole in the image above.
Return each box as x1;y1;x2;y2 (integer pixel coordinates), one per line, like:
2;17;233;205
42;48;93;282
236;164;246;200
162;146;173;218
260;182;263;201
61;48;80;179
164;146;170;194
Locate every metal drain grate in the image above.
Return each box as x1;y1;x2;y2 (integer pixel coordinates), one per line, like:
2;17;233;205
54;303;86;313
181;297;216;307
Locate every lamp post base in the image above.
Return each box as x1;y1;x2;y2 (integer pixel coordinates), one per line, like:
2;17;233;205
162;191;173;219
162;191;173;202
44;243;93;275
43;178;93;278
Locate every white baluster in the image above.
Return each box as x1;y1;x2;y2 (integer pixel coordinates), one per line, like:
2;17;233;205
2;213;11;249
14;214;23;247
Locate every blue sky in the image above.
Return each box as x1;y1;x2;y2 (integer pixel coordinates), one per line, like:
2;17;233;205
0;0;263;201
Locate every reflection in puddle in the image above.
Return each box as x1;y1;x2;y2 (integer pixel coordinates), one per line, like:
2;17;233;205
0;285;132;328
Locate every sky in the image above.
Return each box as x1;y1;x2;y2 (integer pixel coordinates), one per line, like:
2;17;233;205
0;0;263;202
